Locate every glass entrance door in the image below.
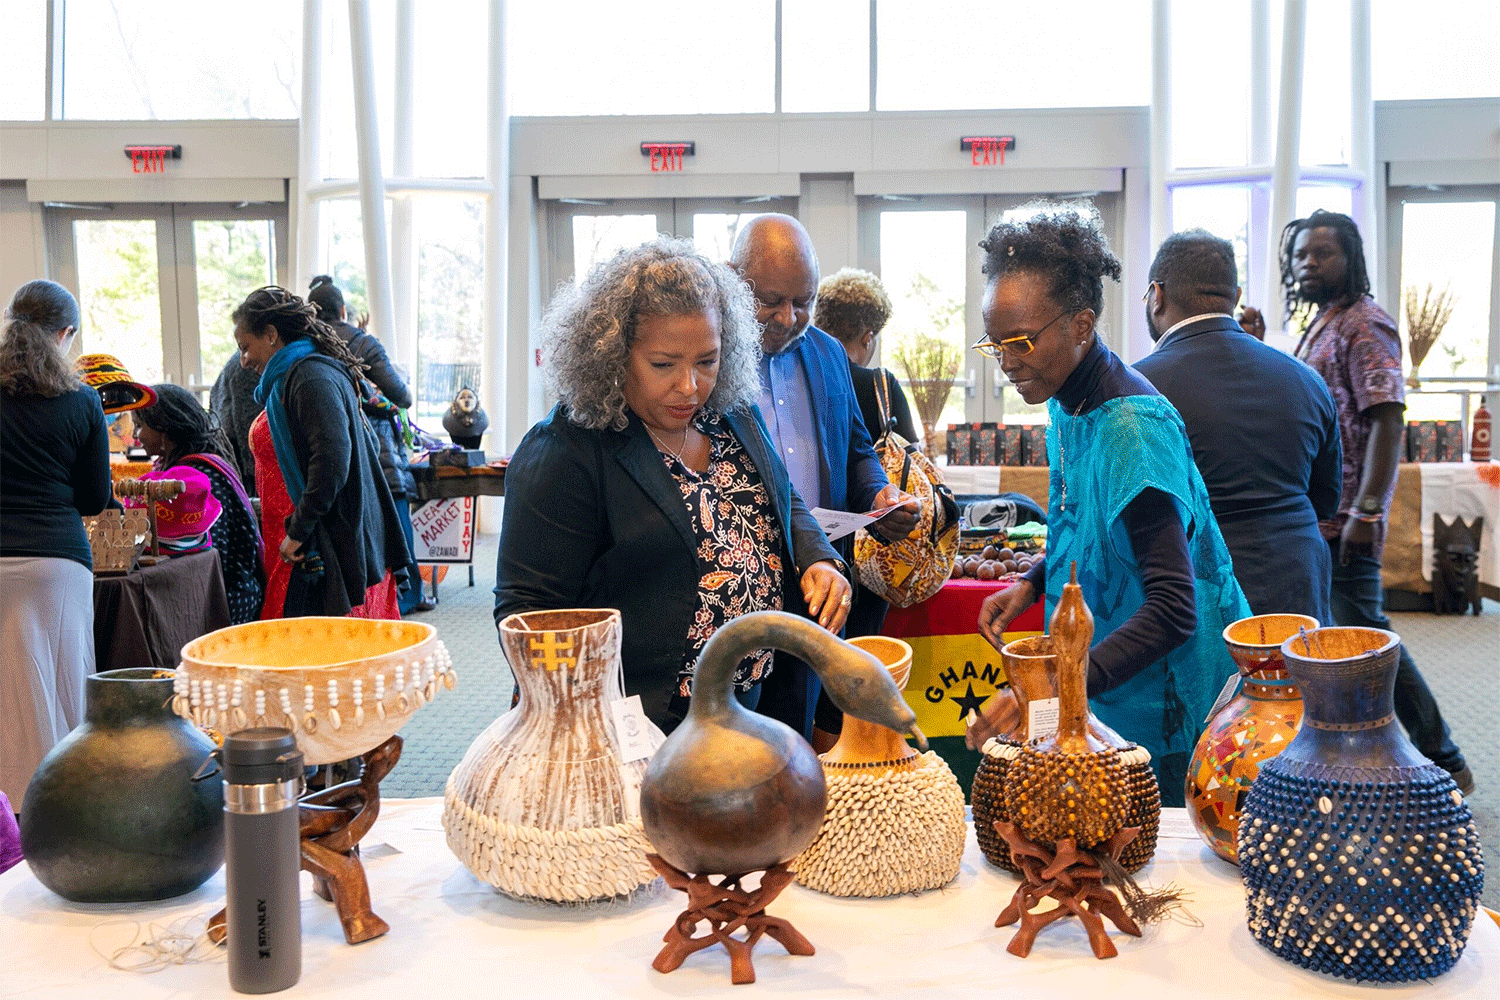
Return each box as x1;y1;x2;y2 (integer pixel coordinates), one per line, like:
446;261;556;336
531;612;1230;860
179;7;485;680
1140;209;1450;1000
46;202;288;388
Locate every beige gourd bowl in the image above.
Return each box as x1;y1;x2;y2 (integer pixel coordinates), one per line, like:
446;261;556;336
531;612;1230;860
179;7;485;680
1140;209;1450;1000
177;617;450;765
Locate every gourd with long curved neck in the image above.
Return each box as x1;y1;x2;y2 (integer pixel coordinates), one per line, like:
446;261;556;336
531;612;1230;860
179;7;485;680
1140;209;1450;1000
641;611;927;876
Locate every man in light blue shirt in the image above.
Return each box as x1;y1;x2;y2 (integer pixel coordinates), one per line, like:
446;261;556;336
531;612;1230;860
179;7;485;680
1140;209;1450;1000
729;214;918;738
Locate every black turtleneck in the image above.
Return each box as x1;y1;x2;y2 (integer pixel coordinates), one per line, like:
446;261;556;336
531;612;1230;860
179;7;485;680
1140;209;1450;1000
1019;337;1198;697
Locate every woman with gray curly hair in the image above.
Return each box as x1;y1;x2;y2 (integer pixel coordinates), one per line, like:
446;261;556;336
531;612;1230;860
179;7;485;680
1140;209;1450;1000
495;237;851;731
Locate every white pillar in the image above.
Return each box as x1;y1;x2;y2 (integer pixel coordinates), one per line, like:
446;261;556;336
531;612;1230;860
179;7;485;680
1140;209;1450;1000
295;0;324;288
348;0;398;353
1148;0;1171;253
1349;0;1379;303
391;0;419;388
1247;0;1272;308
1264;0;1307;333
480;0;510;530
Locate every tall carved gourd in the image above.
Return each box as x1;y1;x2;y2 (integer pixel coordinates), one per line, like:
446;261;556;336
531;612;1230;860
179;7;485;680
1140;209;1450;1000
971;635;1052;872
793;636;965;896
1002;563;1129;850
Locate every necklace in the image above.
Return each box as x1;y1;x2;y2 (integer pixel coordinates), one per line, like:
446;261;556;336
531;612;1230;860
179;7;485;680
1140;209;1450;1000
646;425;690;465
1057;393;1090;513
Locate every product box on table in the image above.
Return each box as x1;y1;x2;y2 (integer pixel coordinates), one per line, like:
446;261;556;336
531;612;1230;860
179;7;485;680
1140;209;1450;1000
1020;425;1047;466
428;448;489;469
1406;421;1438;463
974;422;999;465
1435;420;1464;462
1001;424;1024;465
947;423;974;466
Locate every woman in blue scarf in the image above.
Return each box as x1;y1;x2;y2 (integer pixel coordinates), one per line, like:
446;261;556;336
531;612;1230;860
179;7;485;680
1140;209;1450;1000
230;286;411;618
964;207;1250;806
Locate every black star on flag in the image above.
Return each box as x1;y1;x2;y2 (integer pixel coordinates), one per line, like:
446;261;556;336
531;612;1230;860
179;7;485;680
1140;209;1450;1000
950;682;989;721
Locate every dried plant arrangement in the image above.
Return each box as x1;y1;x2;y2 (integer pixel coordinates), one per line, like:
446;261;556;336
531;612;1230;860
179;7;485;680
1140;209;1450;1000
892;333;962;458
1403;282;1456;388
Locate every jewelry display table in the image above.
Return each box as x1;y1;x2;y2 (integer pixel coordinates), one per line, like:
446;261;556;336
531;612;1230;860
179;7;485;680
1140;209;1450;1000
2;799;1493;999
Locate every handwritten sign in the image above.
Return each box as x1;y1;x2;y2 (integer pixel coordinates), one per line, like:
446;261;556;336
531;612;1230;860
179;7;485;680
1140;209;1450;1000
409;496;475;564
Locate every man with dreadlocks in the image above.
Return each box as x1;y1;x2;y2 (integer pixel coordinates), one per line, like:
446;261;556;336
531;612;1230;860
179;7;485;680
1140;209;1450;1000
231;286;412;620
1249;209;1473;795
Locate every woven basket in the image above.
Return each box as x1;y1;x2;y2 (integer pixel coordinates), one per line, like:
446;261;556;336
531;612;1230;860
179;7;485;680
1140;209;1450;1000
443;608;663;903
792;751;966;897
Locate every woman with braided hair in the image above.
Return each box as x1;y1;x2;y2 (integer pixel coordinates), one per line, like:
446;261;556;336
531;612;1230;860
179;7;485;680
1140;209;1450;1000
231;286;410;619
133;383;265;624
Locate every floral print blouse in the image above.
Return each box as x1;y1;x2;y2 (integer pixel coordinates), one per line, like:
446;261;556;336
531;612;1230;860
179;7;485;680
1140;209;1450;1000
660;413;784;698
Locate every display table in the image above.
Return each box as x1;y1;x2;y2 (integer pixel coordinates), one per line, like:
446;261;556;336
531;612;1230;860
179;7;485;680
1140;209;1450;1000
1;798;1492;999
883;579;1043;793
92;548;231;673
938;464;1050;507
1384;462;1499;602
408;458;506;501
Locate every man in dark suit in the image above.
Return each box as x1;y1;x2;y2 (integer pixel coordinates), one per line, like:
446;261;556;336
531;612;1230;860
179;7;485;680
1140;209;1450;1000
1135;229;1342;624
729;214;917;738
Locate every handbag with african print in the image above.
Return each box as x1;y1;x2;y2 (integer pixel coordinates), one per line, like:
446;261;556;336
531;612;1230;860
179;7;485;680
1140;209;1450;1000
853;370;960;607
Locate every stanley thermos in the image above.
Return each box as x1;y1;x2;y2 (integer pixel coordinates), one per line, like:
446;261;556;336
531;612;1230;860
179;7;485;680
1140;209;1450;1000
222;728;304;994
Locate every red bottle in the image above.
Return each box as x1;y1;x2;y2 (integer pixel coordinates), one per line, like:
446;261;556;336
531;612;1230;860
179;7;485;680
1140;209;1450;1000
1471;396;1491;462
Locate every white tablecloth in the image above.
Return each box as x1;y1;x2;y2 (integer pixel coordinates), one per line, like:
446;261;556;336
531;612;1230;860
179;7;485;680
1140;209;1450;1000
1;800;1494;999
1418;462;1500;588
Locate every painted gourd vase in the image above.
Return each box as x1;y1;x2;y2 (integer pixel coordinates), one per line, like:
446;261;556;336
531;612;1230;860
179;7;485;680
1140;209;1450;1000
1187;614;1314;865
443;608;666;903
794;636;965;897
1238;627;1484;983
19;668;224;902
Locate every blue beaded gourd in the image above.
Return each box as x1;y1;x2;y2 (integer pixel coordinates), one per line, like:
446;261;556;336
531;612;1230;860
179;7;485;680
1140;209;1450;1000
1237;627;1484;983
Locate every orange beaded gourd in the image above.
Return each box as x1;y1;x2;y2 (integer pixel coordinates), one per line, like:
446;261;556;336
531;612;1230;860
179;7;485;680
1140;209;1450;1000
1002;563;1129;850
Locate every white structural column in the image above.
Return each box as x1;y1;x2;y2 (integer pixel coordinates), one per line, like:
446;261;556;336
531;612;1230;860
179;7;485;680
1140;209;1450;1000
481;0;510;530
1148;0;1171;253
296;0;324;288
1247;0;1272;308
348;0;399;355
1349;0;1379;303
390;0;419;384
1264;0;1307;331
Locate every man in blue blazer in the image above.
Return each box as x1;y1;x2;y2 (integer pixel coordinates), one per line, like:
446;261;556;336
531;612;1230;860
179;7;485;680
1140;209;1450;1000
729;214;918;738
1135;229;1341;624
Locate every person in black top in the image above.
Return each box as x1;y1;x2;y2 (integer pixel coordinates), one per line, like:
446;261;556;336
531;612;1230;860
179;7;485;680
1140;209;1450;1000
1135;230;1341;623
0;280;112;807
231;286;412;618
209;352;263;488
814;267;920;445
307;276;426;612
134;384;266;625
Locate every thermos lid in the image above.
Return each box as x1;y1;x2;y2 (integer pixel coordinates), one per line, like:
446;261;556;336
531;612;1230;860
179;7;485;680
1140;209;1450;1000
221;728;304;786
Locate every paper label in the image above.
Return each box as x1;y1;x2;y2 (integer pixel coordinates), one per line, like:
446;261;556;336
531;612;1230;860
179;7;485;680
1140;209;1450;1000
811;506;877;542
617;764;643;820
1204;672;1242;725
1027;697;1059;740
610;695;655;763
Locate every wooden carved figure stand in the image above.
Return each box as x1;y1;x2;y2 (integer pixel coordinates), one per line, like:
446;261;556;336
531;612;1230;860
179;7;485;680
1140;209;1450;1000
993;820;1143;959
646;856;814;985
209;734;403;946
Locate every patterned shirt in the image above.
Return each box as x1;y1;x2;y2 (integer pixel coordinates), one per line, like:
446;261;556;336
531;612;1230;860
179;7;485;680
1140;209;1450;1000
1295;295;1405;549
661;413;785;697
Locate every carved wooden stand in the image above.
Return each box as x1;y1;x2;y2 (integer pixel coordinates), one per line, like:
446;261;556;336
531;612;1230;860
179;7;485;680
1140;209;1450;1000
646;855;815;985
209;735;402;947
992;820;1142;959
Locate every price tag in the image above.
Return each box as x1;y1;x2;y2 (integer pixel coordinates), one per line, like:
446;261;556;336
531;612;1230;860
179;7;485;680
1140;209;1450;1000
1204;672;1243;725
610;695;655;763
1027;697;1059;740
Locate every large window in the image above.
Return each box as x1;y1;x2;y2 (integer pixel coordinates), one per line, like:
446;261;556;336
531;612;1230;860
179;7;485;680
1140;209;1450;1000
1373;0;1500;100
415;199;486;423
876;1;1150;111
782;0;870;113
1168;2;1251;170
508;2;776;116
2;0;47;121
61;0;299;120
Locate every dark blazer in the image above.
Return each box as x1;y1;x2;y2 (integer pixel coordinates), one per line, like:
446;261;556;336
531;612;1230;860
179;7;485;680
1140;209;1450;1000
785;325;889;513
493;402;842;728
1135;315;1341;623
281;354;412;616
849;361;919;445
334;319;414;498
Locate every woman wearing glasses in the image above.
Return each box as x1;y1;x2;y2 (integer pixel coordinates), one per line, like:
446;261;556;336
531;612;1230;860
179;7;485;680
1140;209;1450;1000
964;206;1248;806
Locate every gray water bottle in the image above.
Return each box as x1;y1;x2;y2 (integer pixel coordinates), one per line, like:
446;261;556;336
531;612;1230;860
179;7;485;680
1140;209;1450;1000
222;728;304;994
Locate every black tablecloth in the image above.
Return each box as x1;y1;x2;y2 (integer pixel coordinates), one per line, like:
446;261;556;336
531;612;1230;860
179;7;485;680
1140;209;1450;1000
93;549;232;672
408;460;506;500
